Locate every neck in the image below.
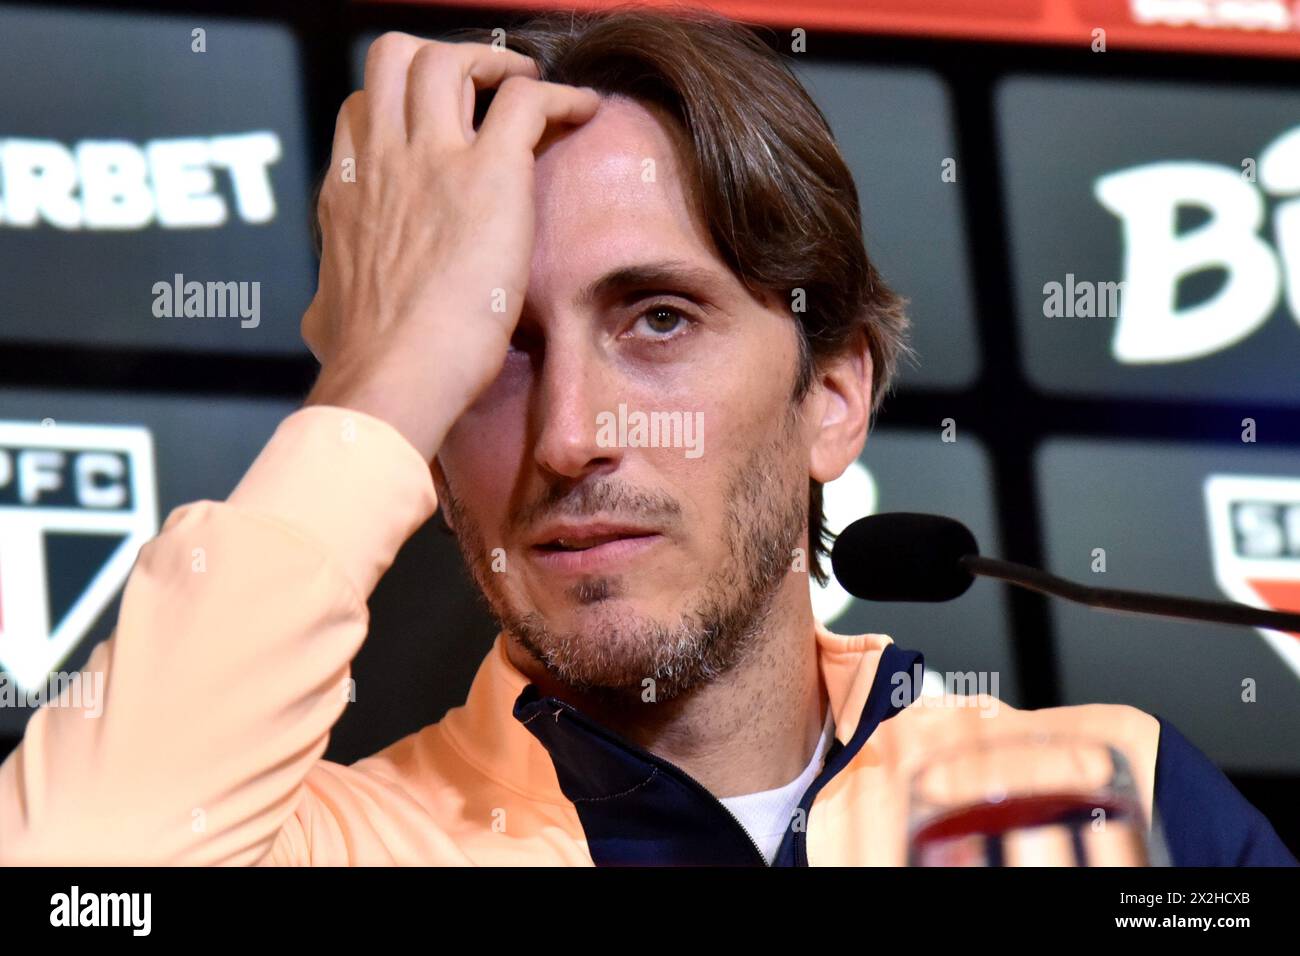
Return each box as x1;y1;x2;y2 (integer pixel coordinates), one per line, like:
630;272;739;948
505;576;828;798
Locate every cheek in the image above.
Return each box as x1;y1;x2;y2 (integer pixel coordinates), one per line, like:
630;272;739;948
644;350;794;490
693;381;790;463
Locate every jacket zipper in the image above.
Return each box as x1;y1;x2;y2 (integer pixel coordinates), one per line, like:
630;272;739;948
550;698;771;866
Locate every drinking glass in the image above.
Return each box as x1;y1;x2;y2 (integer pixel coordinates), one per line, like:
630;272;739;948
907;733;1170;866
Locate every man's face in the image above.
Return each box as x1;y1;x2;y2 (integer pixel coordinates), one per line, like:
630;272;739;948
435;95;815;700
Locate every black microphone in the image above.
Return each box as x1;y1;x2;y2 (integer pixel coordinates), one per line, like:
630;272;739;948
831;512;1300;633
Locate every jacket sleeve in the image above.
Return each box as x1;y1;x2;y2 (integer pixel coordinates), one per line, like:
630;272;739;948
1151;714;1298;866
0;405;438;865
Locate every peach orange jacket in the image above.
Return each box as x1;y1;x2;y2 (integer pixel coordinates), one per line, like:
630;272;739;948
0;407;1293;866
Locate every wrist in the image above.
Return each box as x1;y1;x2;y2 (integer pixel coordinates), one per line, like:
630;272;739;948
305;360;455;462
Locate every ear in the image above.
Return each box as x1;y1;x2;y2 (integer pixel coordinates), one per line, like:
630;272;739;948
431;456;456;533
808;328;873;484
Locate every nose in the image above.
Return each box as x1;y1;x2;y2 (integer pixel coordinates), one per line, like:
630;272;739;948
531;336;623;481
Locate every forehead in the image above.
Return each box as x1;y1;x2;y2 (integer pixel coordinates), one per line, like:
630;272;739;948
529;95;723;299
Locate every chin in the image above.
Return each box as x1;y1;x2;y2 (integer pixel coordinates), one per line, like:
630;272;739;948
529;590;676;635
544;595;650;629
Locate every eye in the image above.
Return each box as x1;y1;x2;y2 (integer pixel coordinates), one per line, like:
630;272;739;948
629;304;695;341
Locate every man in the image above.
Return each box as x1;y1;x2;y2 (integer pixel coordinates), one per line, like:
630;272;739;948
0;8;1293;866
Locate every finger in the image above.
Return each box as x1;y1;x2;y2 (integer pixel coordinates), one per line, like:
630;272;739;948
473;78;600;156
329;90;365;179
317;90;363;244
408;41;540;149
362;31;427;146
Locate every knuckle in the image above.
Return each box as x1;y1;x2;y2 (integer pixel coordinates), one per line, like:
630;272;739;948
498;73;532;93
493;74;534;107
339;89;365;115
369;31;409;57
410;39;450;68
333;92;362;135
366;31;417;72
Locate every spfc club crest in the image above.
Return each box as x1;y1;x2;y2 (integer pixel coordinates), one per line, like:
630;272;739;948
1204;474;1300;681
0;421;157;691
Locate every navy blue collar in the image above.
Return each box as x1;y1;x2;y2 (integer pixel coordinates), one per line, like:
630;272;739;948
512;643;925;866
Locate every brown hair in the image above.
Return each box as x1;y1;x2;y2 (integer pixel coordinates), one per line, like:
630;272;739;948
324;4;912;586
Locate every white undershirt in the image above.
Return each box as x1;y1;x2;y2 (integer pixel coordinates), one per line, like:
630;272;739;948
718;707;836;865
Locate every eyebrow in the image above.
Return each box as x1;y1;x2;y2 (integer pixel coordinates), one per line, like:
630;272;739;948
577;260;731;308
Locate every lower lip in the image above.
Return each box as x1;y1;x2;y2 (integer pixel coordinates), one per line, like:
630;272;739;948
529;534;662;574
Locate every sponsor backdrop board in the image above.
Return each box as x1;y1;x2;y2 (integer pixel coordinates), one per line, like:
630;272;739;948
791;62;979;390
0;3;1295;846
0;5;315;355
432;0;1300;60
998;75;1300;404
1038;439;1300;773
0;389;294;737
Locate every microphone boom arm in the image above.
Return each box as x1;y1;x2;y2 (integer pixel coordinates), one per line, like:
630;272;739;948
959;555;1300;633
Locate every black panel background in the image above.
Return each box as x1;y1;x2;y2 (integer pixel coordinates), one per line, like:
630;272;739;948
0;0;1294;858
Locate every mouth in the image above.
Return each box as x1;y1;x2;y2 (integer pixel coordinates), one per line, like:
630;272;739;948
528;523;663;573
535;532;656;552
